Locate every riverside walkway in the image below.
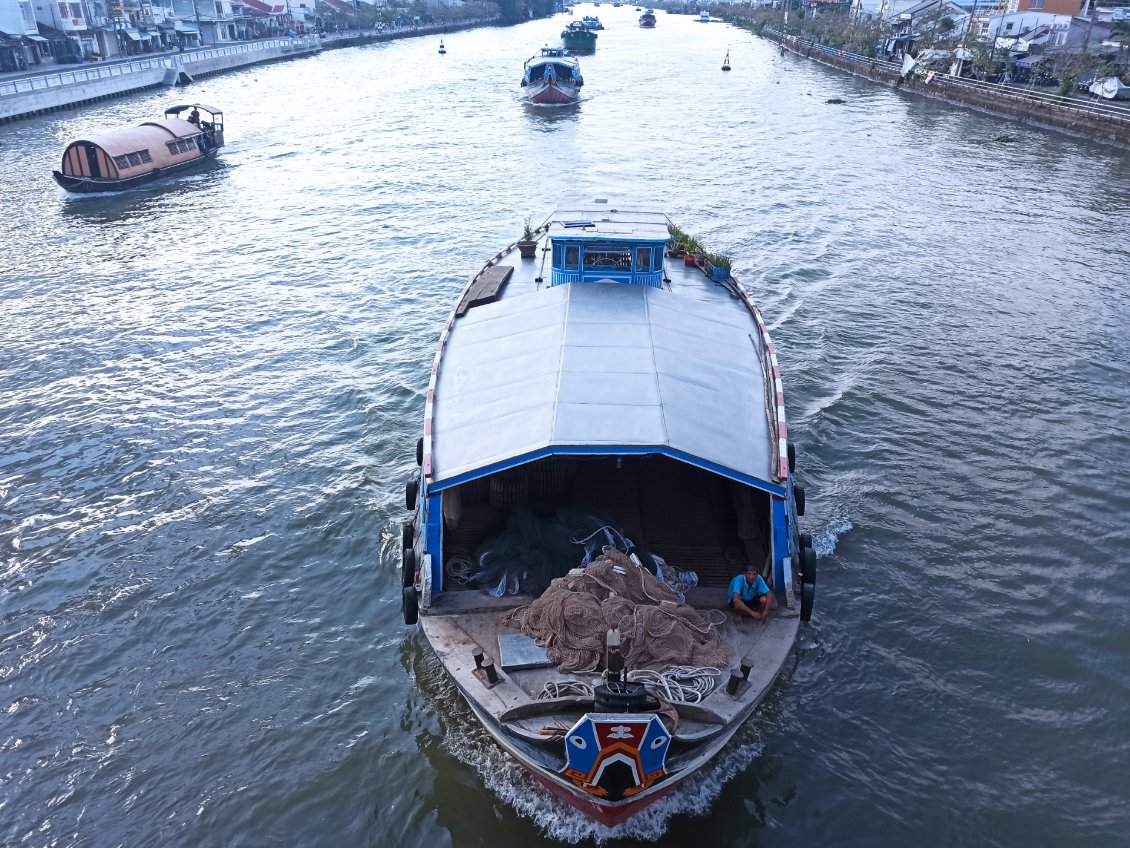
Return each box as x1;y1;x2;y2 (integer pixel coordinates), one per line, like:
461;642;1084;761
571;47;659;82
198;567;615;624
0;18;497;123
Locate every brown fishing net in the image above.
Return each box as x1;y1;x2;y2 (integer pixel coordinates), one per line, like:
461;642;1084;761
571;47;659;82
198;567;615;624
504;547;729;673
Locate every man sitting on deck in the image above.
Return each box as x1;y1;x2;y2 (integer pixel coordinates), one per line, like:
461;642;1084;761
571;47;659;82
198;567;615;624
729;565;772;624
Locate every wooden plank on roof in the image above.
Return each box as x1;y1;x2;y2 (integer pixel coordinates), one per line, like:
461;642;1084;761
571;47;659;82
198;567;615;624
456;264;514;316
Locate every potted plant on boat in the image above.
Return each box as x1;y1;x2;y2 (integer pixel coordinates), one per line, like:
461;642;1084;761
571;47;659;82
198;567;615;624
705;252;732;282
666;224;686;257
683;235;703;267
517;216;538;259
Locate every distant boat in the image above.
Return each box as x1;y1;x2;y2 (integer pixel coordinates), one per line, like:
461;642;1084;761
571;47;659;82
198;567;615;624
52;104;224;193
521;46;584;105
639;8;656;27
581;15;604;29
722;50;731;71
699;10;710;22
438;40;446;54
562;20;599;51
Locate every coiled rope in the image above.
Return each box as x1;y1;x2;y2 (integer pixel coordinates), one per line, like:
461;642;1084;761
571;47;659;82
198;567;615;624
445;553;474;585
536;666;721;704
537;680;595;700
628;666;721;704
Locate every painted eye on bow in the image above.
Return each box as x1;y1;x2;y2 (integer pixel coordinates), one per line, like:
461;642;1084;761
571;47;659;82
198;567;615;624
651;736;667;749
570;736;587;749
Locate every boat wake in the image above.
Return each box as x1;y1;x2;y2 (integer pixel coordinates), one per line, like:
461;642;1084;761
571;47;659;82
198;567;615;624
444;725;764;843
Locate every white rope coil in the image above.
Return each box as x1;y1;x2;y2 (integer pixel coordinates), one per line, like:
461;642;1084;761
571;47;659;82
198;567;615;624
627;666;721;704
536;667;720;704
537;680;595;700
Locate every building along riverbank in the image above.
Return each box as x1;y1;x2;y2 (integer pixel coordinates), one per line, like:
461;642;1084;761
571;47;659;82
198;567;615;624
0;18;497;124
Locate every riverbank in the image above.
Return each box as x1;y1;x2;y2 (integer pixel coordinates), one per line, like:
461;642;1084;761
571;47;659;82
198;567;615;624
0;17;499;124
756;26;1130;149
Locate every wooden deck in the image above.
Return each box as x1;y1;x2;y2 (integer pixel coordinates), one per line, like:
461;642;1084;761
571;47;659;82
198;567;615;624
420;599;800;735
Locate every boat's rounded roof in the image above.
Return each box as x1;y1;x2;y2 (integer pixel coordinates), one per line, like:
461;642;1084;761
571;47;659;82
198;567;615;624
69;119;200;157
526;52;581;69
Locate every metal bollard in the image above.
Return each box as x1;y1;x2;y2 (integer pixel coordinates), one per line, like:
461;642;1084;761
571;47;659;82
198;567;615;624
472;646;484;669
726;668;743;696
482;657;498;685
605;628;624;682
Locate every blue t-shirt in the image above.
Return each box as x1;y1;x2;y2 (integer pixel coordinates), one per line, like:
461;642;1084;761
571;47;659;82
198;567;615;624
729;573;769;603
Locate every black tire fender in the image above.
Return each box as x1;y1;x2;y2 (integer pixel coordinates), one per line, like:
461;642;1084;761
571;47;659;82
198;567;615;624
798;531;812;552
800;581;815;622
787;442;796;473
794;485;806;517
402;547;416;588
416;436;423;466
405;476;418;512
401;520;413;551
402;585;419;625
800;545;817;585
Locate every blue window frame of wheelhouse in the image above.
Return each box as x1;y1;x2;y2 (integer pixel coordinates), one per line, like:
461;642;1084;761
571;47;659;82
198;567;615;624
550;237;665;287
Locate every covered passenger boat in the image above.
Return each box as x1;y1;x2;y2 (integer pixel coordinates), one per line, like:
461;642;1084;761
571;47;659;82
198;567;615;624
52;104;224;193
639;8;656;27
399;201;816;827
521;47;584;105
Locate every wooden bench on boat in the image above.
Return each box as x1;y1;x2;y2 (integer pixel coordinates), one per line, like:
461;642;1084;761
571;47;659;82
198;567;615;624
457;264;513;316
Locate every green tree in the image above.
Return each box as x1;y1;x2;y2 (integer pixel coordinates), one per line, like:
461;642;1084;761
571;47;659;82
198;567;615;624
497;0;524;24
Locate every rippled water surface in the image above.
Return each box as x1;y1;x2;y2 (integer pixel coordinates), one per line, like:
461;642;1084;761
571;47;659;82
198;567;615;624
3;7;1130;846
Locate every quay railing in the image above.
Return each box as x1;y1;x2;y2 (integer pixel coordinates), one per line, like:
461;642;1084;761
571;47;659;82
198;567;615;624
0;36;320;99
764;27;1130;128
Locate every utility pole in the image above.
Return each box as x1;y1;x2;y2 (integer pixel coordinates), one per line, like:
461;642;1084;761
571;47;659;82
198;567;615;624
1084;0;1096;53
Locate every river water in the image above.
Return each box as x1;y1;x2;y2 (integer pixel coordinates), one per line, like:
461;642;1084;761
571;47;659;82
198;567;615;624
2;6;1129;846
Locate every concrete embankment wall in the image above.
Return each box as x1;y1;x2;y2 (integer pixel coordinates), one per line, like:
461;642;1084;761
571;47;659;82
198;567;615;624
0;18;502;124
761;28;1130;149
319;17;499;52
0;37;319;123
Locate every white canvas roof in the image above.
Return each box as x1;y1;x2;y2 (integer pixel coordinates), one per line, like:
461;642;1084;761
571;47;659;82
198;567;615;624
547;203;671;242
430;282;773;486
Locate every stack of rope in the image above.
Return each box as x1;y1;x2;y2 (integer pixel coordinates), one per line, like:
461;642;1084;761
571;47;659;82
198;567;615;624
505;547;728;673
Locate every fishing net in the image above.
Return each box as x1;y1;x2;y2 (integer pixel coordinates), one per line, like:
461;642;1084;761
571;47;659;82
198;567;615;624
466;503;634;598
505;548;728;673
464;502;701;601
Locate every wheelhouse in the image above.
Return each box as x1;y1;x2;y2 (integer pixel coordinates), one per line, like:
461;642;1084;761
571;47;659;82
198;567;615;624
524;47;581;84
548;213;667;287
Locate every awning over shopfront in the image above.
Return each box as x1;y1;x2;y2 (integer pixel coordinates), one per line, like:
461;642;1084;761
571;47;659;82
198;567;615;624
244;0;287;13
174;22;199;33
26;34;48;43
122;29;143;40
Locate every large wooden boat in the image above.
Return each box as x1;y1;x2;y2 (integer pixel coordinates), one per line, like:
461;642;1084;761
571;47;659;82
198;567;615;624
521;47;584;105
52;104;224;193
400;201;816;827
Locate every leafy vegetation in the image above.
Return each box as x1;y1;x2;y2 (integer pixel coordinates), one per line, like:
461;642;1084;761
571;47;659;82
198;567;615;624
727;5;1128;87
